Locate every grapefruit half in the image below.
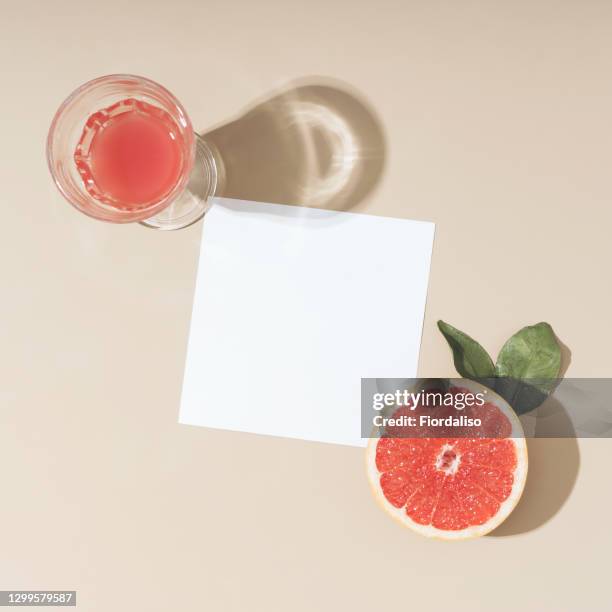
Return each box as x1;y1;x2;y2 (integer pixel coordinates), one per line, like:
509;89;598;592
366;380;527;539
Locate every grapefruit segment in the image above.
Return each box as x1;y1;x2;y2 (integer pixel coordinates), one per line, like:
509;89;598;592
366;381;527;539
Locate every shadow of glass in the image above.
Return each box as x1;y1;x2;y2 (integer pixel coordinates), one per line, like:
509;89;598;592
202;77;386;213
489;393;580;537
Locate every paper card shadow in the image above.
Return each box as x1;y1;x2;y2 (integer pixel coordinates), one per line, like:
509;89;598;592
202;77;386;213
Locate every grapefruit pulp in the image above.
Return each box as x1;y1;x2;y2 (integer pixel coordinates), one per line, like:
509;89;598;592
366;380;527;539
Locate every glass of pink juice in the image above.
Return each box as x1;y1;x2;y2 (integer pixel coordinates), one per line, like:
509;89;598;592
47;74;217;229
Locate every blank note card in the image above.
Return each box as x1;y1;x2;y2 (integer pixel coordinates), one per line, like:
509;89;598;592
179;198;435;446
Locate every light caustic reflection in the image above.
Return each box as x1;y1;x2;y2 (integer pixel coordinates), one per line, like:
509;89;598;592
287;101;360;207
205;83;385;213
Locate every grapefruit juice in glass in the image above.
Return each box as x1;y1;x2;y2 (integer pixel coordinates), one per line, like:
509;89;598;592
47;75;216;229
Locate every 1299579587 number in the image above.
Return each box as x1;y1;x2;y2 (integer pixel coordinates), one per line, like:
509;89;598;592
0;591;76;607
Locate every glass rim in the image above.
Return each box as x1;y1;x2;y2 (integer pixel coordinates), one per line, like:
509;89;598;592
46;73;196;223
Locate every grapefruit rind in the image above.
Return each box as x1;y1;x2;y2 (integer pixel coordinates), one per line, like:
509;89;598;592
366;379;528;540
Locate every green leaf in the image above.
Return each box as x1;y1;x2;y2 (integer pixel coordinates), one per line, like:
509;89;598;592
495;322;561;393
437;320;495;379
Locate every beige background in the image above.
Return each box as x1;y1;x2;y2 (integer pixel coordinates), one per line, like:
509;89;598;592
1;0;610;610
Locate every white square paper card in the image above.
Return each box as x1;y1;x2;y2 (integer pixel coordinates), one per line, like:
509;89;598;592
180;198;435;446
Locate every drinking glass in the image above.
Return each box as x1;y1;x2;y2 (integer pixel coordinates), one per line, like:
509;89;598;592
46;74;217;230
